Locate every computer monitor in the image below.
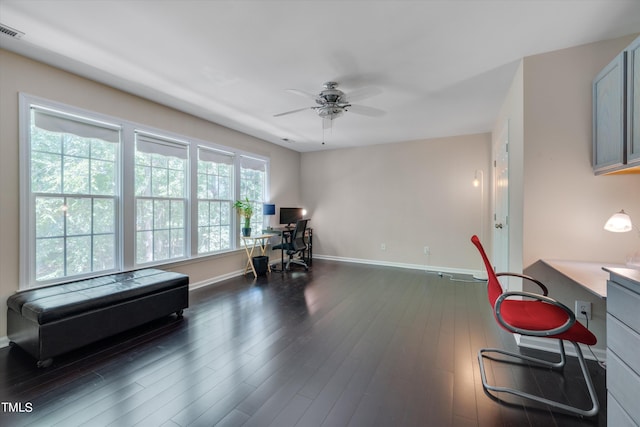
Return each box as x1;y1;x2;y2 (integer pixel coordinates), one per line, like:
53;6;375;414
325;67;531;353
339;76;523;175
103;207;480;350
279;207;303;227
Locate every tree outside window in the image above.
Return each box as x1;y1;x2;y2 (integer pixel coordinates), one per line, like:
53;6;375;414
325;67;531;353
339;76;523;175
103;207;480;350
29;108;119;284
134;134;187;265
197;148;233;254
239;156;267;235
22;97;270;288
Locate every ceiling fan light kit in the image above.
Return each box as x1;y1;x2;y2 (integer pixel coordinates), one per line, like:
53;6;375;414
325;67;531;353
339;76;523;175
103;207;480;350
274;81;384;140
317;106;346;119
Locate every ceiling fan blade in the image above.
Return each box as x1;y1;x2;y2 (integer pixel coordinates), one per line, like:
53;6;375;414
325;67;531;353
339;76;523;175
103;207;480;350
344;86;382;103
273;106;314;117
286;89;319;101
346;104;386;117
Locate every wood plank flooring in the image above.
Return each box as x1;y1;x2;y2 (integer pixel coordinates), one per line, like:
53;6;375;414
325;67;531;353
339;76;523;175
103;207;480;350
0;260;607;426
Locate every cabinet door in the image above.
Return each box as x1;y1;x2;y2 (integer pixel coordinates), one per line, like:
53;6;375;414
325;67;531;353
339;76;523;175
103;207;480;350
627;37;640;166
593;52;625;173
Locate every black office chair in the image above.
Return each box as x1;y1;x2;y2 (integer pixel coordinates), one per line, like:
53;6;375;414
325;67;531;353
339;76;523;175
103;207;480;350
272;219;309;271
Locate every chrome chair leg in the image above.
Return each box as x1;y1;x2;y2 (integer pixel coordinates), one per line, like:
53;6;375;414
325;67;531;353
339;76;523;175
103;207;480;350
478;340;599;417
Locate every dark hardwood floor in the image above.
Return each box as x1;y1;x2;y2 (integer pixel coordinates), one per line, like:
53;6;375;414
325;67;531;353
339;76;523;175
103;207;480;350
0;260;606;426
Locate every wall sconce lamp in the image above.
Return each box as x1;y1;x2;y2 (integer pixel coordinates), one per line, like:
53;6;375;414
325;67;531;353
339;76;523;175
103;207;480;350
604;209;634;233
473;170;482;188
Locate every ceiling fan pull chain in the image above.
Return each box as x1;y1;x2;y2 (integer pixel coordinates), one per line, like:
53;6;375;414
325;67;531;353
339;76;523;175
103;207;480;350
322;122;325;145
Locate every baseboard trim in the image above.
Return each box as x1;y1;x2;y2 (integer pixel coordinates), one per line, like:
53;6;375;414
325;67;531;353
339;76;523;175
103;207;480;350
313;254;483;277
0;335;9;349
517;335;606;363
188;269;246;291
179;255;482;290
188;257;286;290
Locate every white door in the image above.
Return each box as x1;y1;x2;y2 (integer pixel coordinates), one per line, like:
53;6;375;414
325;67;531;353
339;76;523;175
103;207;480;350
493;121;510;288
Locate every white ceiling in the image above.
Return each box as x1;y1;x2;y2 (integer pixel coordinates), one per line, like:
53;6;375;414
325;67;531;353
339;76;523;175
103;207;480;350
1;1;639;152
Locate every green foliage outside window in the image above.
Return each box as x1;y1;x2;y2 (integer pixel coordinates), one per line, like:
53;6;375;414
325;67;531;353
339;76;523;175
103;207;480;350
24;100;269;288
31;114;117;282
134;148;186;264
239;164;266;234
197;156;233;253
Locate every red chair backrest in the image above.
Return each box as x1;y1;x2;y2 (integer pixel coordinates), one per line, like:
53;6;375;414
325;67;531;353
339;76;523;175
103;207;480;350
470;235;503;307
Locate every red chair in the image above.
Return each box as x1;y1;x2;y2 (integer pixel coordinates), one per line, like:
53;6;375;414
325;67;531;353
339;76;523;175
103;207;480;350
470;235;599;417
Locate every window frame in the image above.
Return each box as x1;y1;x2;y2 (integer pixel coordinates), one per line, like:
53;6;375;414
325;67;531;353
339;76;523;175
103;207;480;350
19;94;269;289
134;132;190;266
20;97;124;288
239;155;268;236
196;146;235;255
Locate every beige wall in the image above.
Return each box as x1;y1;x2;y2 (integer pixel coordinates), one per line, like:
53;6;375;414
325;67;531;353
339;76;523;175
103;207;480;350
300;134;492;273
493;35;640;276
523;35;640;267
0;49;301;339
494;34;640;356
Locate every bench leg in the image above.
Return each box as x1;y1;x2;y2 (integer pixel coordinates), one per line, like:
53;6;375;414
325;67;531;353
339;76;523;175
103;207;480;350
37;358;53;369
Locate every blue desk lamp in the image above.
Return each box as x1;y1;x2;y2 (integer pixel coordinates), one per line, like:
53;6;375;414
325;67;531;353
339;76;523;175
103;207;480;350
263;204;276;230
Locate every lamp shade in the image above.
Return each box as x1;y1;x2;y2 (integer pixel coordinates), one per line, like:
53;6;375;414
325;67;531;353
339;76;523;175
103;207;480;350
263;204;276;216
604;210;633;233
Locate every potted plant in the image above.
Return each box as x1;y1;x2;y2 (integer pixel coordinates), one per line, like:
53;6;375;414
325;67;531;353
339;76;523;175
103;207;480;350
234;197;254;237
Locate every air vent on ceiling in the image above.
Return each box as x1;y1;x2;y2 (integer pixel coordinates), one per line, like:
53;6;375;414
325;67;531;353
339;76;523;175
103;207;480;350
0;23;25;39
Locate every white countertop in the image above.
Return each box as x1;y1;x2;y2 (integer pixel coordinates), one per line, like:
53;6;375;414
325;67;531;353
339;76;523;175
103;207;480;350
603;266;640;289
540;259;628;299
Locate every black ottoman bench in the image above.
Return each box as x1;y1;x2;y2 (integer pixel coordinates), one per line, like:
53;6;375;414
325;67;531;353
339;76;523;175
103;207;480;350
7;268;189;367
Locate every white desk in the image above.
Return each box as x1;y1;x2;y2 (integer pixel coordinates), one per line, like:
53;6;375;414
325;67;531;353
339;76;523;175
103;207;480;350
540;259;626;299
241;234;277;278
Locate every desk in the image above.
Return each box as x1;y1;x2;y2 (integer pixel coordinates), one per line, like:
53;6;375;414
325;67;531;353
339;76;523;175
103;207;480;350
265;227;313;271
241;234;277;278
540;259;625;298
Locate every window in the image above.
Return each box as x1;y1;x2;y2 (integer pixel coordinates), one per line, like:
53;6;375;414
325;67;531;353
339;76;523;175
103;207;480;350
134;133;188;264
21;95;269;288
197;147;234;254
27;107;120;285
239;156;267;234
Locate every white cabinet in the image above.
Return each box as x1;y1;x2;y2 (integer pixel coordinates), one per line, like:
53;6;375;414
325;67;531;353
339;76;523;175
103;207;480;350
606;267;640;426
593;36;640;175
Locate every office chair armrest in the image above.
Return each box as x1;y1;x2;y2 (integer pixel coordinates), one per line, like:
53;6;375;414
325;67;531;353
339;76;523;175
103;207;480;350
495;272;549;296
494;291;576;337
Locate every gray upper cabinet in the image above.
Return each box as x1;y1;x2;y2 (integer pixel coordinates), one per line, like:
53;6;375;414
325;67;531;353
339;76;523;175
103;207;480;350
593;35;640;175
627;37;640;167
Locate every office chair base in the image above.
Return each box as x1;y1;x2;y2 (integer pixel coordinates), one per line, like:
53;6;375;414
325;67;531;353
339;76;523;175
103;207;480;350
478;340;599;417
284;259;308;271
271;259;309;272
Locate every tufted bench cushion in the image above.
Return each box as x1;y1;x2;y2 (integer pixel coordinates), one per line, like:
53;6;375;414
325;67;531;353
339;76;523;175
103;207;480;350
7;269;189;367
8;269;187;324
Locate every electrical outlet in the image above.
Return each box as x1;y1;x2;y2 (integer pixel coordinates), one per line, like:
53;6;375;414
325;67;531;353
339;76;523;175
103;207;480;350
380;243;386;251
575;300;592;320
423;246;430;255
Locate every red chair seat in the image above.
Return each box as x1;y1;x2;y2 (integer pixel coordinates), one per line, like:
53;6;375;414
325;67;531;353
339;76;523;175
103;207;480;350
499;299;597;345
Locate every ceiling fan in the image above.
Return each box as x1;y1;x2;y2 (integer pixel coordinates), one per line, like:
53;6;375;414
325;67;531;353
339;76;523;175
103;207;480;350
274;81;384;129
